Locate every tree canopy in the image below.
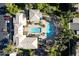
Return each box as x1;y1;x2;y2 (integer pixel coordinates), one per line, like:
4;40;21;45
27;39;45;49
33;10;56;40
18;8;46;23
6;3;21;15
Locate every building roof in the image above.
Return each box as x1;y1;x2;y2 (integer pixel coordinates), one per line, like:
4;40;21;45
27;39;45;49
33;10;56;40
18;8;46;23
73;18;79;23
69;23;79;30
13;12;38;49
15;37;38;49
69;18;79;30
29;9;42;23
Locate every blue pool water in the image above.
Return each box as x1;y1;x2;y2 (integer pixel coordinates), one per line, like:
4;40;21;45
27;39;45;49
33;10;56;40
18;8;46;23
46;22;55;38
29;16;55;38
29;22;55;37
29;27;41;33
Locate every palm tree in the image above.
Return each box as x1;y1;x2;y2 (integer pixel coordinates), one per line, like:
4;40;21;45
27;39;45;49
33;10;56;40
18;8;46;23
3;44;15;54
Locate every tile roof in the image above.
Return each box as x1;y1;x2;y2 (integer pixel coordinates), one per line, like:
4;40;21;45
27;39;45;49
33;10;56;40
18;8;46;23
69;18;79;30
69;23;79;30
13;12;38;49
16;37;38;49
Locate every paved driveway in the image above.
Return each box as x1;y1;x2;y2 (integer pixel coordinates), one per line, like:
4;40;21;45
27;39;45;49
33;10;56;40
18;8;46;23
0;3;5;8
0;15;7;41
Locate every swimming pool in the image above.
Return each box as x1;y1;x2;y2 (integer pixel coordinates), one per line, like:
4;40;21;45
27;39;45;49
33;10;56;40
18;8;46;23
46;22;55;38
29;27;41;33
29;16;55;38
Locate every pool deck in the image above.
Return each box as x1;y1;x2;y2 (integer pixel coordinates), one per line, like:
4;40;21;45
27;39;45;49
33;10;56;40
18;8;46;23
41;20;47;33
40;20;47;39
23;19;56;39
